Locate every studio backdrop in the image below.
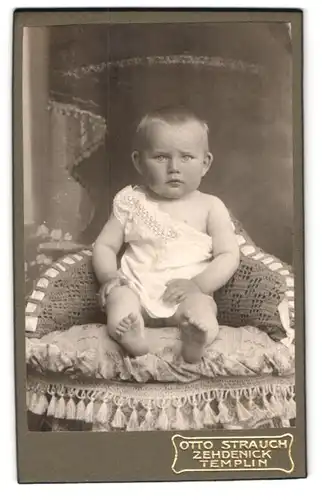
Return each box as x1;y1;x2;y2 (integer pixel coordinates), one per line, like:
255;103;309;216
23;23;293;293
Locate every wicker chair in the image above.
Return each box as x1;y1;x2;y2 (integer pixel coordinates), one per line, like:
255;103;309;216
25;223;296;433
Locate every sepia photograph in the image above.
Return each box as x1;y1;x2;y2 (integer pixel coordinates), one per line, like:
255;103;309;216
22;17;298;436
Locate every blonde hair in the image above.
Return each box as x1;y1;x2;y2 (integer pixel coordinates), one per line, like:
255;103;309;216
134;105;209;150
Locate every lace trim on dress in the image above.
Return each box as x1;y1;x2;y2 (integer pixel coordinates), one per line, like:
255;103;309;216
113;186;178;242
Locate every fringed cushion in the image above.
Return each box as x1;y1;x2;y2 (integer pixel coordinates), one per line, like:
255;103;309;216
26;323;295;431
26;323;294;382
26;373;295;431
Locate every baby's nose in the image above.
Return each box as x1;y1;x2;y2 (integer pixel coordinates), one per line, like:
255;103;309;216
167;158;180;173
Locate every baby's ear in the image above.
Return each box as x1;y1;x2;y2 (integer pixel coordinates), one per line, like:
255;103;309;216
131;151;143;175
202;152;213;176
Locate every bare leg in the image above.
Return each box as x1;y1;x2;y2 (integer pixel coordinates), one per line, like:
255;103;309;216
105;285;149;357
169;293;219;363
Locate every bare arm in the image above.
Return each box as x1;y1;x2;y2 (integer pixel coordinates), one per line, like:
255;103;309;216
92;214;125;285
192;197;240;295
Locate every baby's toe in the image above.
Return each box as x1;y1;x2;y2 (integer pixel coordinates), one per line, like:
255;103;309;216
117;316;130;330
125;314;135;324
116;323;126;333
127;312;138;324
197;320;208;332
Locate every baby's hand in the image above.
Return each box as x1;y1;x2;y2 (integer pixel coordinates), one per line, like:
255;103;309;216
162;279;201;304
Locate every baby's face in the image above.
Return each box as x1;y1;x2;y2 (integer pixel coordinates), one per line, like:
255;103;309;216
132;121;213;199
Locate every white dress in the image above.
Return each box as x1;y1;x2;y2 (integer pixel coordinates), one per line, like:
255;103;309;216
113;185;213;318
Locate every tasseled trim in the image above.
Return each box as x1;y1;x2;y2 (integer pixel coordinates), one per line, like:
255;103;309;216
33;393;49;415
190;395;204;430
84;400;94;423
27;388;49;415
262;390;275;418
140;401;155;431
172;398;189;430
155;401;171;431
95;399;110;425
47;393;57;417
111;397;127;429
269;388;285;415
29;391;39;413
54;394;66;420
217;391;233;424
76;398;86;421
202;397;219;426
66;397;77;420
246;390;266;421
126;402;140;431
235;391;252;422
26;378;296;431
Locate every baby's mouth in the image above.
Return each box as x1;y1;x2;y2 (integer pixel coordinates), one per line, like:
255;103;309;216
166;179;183;185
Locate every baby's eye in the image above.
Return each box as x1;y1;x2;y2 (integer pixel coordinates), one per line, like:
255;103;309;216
154;155;167;162
181;155;194;162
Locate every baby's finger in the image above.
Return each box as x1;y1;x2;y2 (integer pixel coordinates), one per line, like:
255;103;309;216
173;292;186;303
164;289;184;304
164;284;181;296
99;284;109;308
173;291;186;304
99;293;106;309
162;283;177;299
163;291;176;303
98;293;106;309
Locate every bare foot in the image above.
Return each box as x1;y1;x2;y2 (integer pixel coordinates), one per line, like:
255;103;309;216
114;313;149;357
180;312;208;364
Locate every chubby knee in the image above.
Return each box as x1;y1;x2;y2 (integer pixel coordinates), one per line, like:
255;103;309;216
206;295;217;316
106;284;138;304
199;292;217;311
180;292;217;316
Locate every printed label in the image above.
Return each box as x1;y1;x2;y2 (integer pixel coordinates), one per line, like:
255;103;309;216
171;433;294;474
